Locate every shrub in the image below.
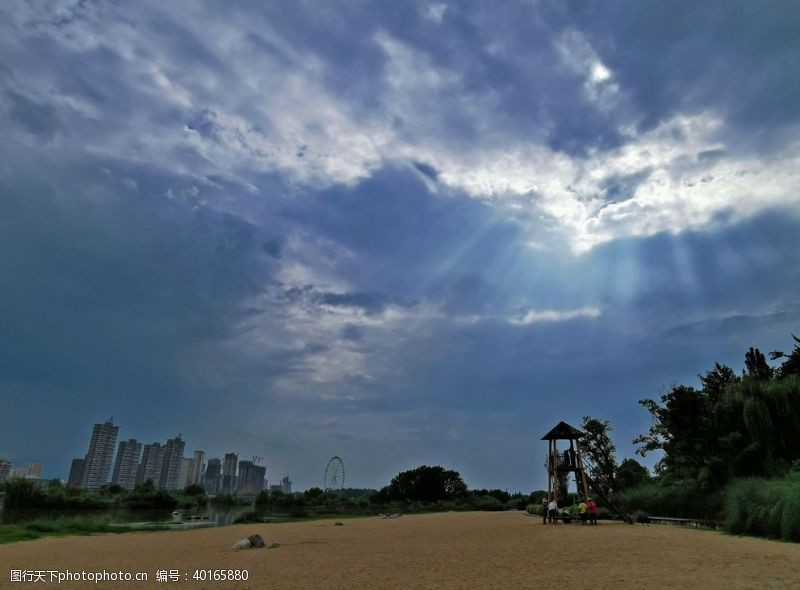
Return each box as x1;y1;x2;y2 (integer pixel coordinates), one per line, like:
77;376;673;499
183;484;205;497
3;479;46;510
233;511;262;524
471;496;503;511
254;490;270;506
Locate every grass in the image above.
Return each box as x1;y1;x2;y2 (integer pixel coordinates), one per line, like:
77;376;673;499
0;516;168;545
619;480;723;521
724;471;800;542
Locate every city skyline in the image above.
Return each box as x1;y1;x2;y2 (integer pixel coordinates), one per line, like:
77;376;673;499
63;419;285;494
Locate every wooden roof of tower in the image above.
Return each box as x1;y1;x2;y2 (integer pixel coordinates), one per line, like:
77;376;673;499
541;421;585;440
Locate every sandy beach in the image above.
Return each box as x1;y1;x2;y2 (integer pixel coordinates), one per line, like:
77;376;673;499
1;512;799;589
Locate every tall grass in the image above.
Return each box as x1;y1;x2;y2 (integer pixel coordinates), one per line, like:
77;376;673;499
723;471;800;541
619;480;723;520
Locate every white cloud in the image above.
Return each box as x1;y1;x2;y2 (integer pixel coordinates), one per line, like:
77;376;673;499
6;5;800;257
422;3;448;24
509;306;601;325
410;113;800;252
555;30;619;109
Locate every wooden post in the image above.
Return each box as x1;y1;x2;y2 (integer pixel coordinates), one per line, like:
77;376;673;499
547;440;552;522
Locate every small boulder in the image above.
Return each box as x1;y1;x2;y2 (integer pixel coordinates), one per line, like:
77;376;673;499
231;538;251;550
268;542;280;549
231;533;266;550
248;534;265;548
334;522;344;526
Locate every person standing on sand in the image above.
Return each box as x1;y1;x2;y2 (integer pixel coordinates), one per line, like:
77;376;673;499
542;497;549;524
548;498;558;524
588;498;598;525
578;499;588;525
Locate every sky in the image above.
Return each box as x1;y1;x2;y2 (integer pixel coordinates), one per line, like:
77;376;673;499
1;1;799;492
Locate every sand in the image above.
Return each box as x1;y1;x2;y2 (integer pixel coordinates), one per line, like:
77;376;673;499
1;512;799;589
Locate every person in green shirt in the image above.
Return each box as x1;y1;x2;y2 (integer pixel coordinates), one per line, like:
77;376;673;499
578;499;588;525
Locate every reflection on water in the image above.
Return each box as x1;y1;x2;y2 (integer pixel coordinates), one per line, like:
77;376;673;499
0;501;254;527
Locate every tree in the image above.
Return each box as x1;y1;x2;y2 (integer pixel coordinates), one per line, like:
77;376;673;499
698;363;739;403
383;465;467;502
615;458;650;490
634;385;712;479
254;490;270;506
745;347;772;380
581;416;617;485
303;487;324;502
770;335;800;379
183;484;205;496
134;479;156;495
635;341;800;487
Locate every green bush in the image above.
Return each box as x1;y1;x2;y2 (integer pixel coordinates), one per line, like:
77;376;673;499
209;494;250;506
471;495;503;511
3;479;112;511
4;479;46;510
233;510;262;524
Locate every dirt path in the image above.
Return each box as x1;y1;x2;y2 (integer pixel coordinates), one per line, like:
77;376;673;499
2;512;799;589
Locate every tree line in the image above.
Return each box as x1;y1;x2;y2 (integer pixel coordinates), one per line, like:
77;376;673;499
581;334;800;541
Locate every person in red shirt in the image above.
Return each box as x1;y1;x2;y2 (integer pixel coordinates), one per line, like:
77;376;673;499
588;498;598;525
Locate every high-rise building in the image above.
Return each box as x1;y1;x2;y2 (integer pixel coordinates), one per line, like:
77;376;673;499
281;475;292;494
203;458;221;494
67;458;85;488
111;439;142;490
190;451;205;485
178;457;194;490
159;435;186;490
81;419;119;489
137;443;164;486
6;461;42;479
0;458;11;482
221;452;238;494
26;461;43;479
236;460;266;495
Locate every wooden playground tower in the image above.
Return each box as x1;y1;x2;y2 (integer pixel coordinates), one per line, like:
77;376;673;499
541;420;633;523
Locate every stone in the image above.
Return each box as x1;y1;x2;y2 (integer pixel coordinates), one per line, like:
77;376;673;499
248;534;265;548
268;542;280;549
334;521;344;526
232;533;266;550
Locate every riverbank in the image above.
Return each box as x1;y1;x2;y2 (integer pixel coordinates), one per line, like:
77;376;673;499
0;516;173;545
2;511;799;589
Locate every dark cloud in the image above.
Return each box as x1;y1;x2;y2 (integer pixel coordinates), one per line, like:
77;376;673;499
565;1;800;148
1;1;799;491
261;236;286;258
599;168;653;203
340;324;365;342
412;160;439;181
6;91;61;138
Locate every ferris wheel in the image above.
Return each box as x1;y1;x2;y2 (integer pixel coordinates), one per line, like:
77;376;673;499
324;456;345;491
